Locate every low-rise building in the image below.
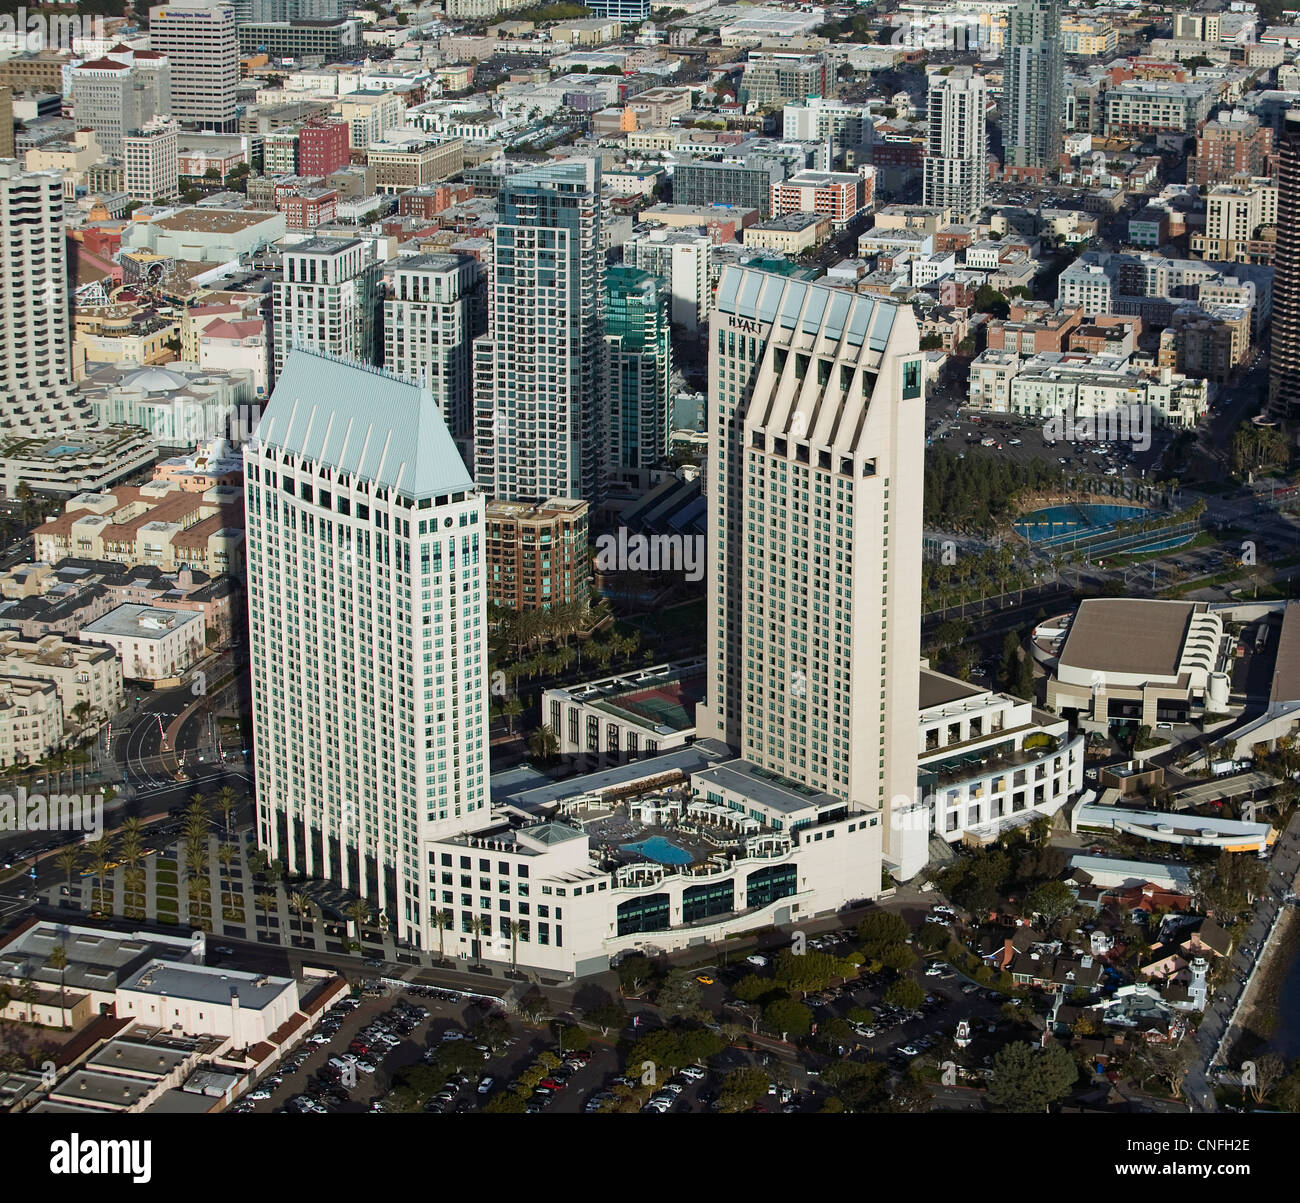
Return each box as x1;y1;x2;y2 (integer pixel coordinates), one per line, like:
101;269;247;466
918;668;1085;845
80;603;205;681
742;212;831;254
34;481;245;577
0;631;124;723
769;169;871;228
0;677;65;767
0;428;156;500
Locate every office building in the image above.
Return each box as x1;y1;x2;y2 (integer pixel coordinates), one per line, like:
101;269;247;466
605;265;672;486
1002;0;1063;180
1271;110;1300;420
384;254;485;442
123;118;180;205
474;159;606;506
235;20;362;61
695;266;929;880
0;162;82;435
298;118;350;177
272;238;381;382
70;51;171;157
673;160;784;220
484;497;590;612
623;226;712;334
245;350;491;947
147;0;239;132
923;68;988;223
582;0;649;19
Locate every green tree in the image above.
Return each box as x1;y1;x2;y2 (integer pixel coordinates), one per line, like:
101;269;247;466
857;910;910;952
717;1066;769;1113
1025;880;1076;928
884;978;925;1011
986;1041;1078;1112
763;997;813;1040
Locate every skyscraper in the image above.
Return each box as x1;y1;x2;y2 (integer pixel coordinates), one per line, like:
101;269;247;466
605;265;672;489
272;239;381;383
695;267;929;879
923;67;988;222
384;254;485;445
244;350;491;946
1269;110;1300;420
0;162;79;434
1002;0;1063;181
473;159;606;505
147;0;239;131
71;50;171;157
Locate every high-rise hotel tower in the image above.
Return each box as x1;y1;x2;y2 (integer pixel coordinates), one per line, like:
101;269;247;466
695;267;929;879
245;350;490;945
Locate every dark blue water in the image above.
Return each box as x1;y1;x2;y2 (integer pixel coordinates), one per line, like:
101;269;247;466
1270;942;1300;1059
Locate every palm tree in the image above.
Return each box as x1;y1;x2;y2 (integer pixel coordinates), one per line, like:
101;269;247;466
84;836;114;914
503;695;523;735
528;725;559;764
214;785;238;837
508;919;523;975
289;891;313;933
468;916;488;968
217;844;238;908
47;944;68;1029
54;844;81;891
254;891;276;924
433;908;452;963
344;899;372;947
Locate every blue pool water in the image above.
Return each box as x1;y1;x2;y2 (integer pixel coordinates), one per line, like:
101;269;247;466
1014;502;1147;545
621;836;693;865
46;444;88;456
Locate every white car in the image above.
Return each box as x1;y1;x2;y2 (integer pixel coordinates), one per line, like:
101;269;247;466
440;1029;465;1041
247;1086;273;1101
661;1082;685;1095
679;1065;706;1081
924;965;944;977
746;954;769;968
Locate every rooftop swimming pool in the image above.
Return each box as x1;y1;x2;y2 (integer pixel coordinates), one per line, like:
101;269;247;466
620;836;694;866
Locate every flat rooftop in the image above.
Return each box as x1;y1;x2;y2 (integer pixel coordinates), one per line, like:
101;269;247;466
1059;598;1199;678
152;208;279;234
118;961;294;1011
692;758;842;817
82;603;203;640
919;668;985;711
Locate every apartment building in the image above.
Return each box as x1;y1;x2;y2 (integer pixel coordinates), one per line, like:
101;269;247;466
484;497;590;612
272;238;381;382
623;226;712;333
123;119;180;205
0;631;124;725
368;138;465;194
81;604;206;681
923;67;988;223
384;254;485;443
769;170;871;228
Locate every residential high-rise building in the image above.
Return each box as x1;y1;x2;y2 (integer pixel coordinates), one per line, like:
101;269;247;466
0;162;80;434
623;226;712;334
70;50;171;157
244;349;491;947
605;265;672;488
696;267;929;879
1269;110;1300;420
384;253;485;443
123;118;180;205
1002;0;1063;181
473;159;606;505
923;67;988;223
147;0;239;131
272;238;381;383
484;497;590;612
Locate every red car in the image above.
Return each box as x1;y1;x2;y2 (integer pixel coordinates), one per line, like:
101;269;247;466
538;1077;567;1091
349;1041;370;1056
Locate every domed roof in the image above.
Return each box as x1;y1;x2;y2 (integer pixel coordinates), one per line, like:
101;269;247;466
123;366;190;394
